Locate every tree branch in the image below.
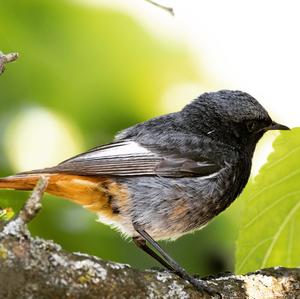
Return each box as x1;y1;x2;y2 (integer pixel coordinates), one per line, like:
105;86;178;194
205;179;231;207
0;185;299;298
18;177;48;224
0;51;19;75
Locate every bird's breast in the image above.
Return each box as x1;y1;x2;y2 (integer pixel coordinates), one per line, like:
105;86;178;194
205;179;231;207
112;162;248;240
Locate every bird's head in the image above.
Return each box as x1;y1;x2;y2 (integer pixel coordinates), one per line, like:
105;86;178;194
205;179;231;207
181;90;289;151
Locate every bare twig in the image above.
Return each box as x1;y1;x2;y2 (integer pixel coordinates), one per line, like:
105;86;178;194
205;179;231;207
1;177;48;236
19;177;48;223
0;52;19;75
145;0;174;16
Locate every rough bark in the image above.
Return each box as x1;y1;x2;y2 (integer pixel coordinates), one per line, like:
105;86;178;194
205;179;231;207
0;179;299;299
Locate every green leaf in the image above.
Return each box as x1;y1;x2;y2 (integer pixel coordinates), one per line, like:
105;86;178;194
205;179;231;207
235;128;300;274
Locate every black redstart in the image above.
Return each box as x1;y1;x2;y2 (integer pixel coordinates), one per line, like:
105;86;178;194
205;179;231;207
0;90;289;295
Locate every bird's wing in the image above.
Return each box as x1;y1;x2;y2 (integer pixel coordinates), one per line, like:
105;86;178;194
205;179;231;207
22;140;221;178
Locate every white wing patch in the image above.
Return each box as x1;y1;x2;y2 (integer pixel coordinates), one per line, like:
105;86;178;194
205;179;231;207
71;141;154;161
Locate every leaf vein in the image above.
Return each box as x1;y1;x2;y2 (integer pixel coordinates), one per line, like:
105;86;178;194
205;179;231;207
261;200;300;268
236;237;273;273
248;168;300;203
266;144;300;170
287;217;295;266
243;191;300;229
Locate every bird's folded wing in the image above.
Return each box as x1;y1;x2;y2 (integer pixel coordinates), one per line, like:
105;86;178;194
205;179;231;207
20;140;221;178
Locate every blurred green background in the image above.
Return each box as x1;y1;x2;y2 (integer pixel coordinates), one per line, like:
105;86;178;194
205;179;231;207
0;0;242;276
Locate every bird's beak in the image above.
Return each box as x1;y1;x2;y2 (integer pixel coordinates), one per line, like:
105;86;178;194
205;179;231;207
268;121;290;131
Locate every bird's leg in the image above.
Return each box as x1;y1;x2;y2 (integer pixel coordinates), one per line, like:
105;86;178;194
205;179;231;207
133;224;218;296
133;224;196;281
132;236;174;271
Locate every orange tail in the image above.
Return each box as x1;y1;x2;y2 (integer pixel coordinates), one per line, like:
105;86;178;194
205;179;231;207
0;174;128;215
0;175;41;191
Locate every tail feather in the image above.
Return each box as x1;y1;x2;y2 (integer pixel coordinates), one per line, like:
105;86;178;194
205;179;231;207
0;173;121;215
0;175;40;191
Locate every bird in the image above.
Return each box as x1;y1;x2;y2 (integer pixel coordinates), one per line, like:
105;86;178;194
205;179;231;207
0;90;289;295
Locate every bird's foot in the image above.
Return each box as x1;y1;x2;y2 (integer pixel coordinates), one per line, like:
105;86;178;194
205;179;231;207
185;275;222;298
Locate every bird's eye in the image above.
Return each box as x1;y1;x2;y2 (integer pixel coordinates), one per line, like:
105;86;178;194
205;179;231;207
246;121;258;133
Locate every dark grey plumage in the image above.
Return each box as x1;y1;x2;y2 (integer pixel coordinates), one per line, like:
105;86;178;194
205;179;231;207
20;90;288;240
111;90;286;239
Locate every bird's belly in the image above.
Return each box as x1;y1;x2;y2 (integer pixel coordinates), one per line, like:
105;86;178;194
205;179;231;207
114;174;238;241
